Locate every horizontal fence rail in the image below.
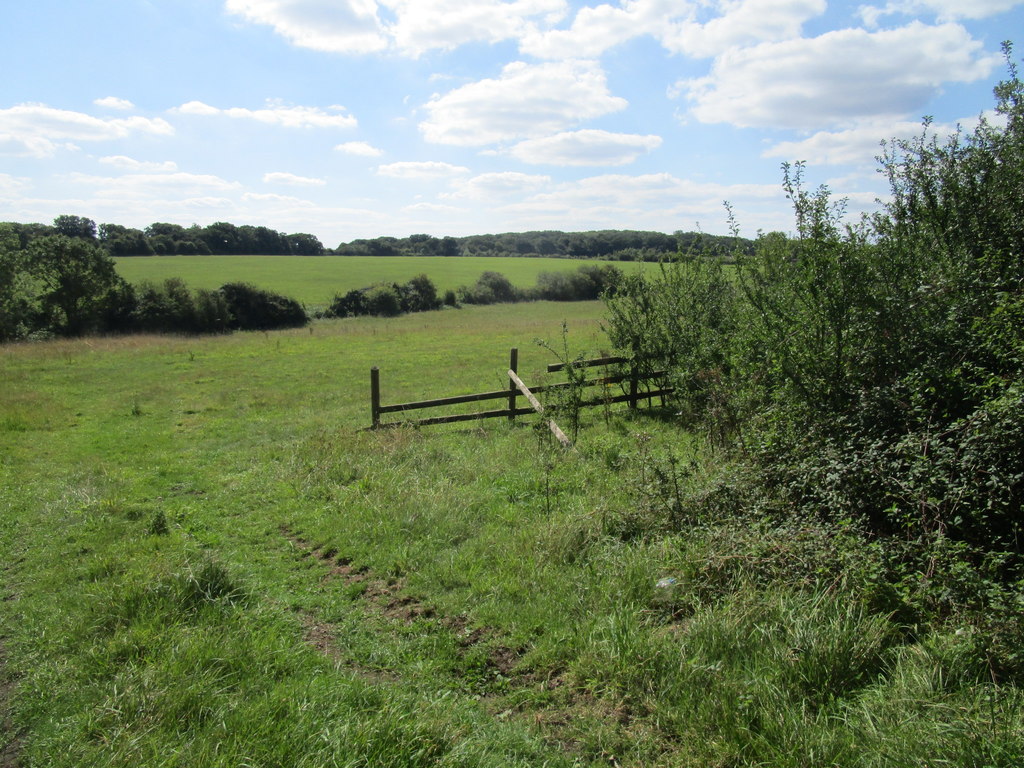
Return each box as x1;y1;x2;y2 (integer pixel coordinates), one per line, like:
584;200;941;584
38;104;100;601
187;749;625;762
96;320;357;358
369;348;673;442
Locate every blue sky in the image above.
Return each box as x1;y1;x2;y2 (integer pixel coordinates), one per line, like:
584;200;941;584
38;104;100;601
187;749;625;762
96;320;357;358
1;0;1021;247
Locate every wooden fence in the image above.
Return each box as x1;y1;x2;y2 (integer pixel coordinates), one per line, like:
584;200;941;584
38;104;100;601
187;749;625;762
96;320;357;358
369;348;672;444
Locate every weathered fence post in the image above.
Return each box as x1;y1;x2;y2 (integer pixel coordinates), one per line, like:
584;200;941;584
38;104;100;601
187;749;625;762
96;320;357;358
370;366;381;428
629;360;639;410
508;347;518;423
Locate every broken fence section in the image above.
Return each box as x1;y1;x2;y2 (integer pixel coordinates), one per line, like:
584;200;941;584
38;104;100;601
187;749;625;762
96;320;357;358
369;348;673;445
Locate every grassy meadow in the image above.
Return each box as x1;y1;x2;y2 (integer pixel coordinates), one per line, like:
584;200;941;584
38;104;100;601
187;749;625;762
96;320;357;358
113;255;647;308
2;302;1022;766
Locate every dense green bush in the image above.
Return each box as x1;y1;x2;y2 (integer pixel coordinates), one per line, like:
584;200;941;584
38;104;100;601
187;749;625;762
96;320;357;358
132;278;232;334
363;283;404;317
604;47;1024;615
458;270;520;304
219;282;308;331
326;274;441;318
535;263;622;301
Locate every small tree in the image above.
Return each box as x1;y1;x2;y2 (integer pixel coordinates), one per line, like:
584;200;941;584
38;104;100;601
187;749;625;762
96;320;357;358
0;224;41;341
28;235;125;336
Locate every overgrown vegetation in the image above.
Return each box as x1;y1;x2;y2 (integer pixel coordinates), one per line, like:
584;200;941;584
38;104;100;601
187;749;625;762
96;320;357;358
605;45;1024;679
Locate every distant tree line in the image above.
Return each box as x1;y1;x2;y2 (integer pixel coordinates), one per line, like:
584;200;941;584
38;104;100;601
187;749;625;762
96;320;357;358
4;215;750;262
0;223;308;341
336;229;749;261
3;215;325;257
2;216;629;341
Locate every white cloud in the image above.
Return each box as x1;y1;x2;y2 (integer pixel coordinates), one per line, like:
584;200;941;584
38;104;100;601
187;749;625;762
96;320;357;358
263;171;328;186
520;0;667;59
509;129;662;166
99;155;178;172
520;0;825;60
678;22;999;130
859;0;1023;25
224;0;388;53
376;161;470;179
243;191;316;205
225;0;568;56
93;96;136;111
763;120;923;165
420;60;627;146
0;174;30;195
446;171;551;200
383;0;568;57
335;140;384;156
764;111;1001;165
174;100;358;129
490;171;783;233
403;202;464;213
64;171;242;198
0;104;173;158
660;0;826;58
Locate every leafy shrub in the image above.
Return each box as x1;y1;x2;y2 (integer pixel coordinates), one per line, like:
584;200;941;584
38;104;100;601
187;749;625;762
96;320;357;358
604;254;738;432
363;283;403;317
328;288;367;318
219;282;307;330
536;264;623;301
327;275;441;318
603;47;1024;614
458;271;519;304
400;273;441;312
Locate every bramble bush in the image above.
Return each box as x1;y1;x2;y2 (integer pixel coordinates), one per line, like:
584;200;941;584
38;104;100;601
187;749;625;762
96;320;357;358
604;45;1024;656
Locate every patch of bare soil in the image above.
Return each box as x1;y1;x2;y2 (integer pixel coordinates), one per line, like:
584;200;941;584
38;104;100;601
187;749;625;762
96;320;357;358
280;526;640;762
281;526;527;685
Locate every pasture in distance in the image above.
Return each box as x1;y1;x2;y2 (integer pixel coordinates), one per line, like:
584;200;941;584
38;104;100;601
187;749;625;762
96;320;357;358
113;254;647;307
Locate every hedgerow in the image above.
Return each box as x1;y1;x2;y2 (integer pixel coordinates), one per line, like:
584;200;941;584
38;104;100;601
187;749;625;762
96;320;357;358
604;45;1024;673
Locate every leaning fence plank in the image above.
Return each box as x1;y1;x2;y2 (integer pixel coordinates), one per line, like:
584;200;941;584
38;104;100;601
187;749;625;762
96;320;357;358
548;420;572;448
508;369;573;449
507;369;544;413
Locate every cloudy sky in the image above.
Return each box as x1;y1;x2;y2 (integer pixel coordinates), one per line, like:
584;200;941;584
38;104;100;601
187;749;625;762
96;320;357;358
1;0;1020;247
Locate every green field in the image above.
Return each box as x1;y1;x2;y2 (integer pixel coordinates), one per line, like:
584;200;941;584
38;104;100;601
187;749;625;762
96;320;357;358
2;304;1021;766
113;255;647;307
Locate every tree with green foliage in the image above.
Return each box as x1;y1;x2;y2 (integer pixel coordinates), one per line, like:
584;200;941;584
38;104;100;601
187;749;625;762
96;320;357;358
27;235;126;336
52;214;97;240
99;223;153;256
0;223;42;341
286;232;325;255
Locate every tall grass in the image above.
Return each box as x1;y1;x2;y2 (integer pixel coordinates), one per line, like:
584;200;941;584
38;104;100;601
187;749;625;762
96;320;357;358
2;301;1022;765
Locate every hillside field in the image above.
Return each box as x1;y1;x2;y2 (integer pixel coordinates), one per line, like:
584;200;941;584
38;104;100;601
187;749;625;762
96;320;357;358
2;303;1021;767
113;255;647;307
